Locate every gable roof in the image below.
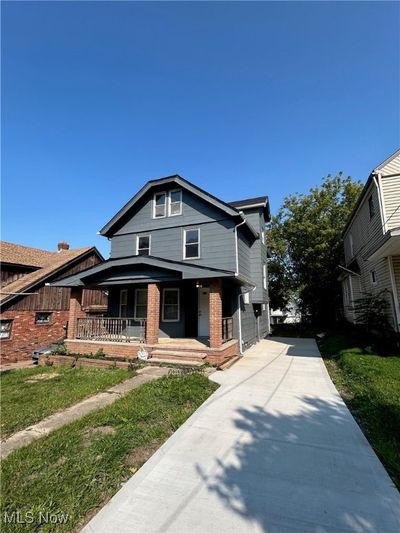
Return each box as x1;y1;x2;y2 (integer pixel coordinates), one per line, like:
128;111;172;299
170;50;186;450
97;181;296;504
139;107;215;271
342;148;400;237
99;174;258;238
0;243;103;306
375;148;400;173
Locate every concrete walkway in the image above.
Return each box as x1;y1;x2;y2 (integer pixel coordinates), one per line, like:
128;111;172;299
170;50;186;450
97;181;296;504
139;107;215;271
84;338;400;533
1;366;168;459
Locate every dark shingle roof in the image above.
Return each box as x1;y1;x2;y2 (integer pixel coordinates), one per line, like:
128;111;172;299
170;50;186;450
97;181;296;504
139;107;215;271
228;196;268;208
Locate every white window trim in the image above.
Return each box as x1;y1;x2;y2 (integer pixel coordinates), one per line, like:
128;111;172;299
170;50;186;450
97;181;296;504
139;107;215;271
136;234;151;256
168;189;182;217
261;232;265;245
153;191;167;219
119;289;128;317
263;264;267;290
162;288;180;322
183;228;200;260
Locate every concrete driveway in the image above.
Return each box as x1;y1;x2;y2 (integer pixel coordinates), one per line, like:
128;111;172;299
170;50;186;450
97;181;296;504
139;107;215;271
84;338;400;533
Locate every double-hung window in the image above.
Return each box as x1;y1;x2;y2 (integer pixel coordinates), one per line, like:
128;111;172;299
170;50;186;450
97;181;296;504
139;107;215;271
153;190;182;218
0;320;12;339
119;289;128;317
137;235;151;256
134;289;147;319
162;288;180;322
184;229;200;259
154;192;167;218
168;190;182;216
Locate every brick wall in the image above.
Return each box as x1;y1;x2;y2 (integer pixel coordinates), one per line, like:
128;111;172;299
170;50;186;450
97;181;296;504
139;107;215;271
67;288;86;340
209;279;223;348
146;283;160;344
0;310;69;363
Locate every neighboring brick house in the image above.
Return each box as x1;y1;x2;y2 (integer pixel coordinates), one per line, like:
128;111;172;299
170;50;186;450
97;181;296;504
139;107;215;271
0;241;106;363
52;174;271;365
340;149;400;331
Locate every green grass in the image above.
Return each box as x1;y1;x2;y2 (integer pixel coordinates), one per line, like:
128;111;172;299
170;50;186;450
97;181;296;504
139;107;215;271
319;332;400;489
0;373;217;532
1;366;131;437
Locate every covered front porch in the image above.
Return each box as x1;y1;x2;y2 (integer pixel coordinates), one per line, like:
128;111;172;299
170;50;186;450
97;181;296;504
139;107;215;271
55;256;247;364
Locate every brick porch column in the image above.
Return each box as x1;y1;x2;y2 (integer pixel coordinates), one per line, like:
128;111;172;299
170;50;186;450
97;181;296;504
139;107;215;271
146;283;160;345
67;287;85;339
209;279;223;349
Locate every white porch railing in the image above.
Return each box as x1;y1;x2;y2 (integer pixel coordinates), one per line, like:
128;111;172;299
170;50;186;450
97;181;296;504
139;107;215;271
76;317;146;343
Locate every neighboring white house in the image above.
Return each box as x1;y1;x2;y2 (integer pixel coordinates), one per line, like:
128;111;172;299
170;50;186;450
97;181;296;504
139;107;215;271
270;300;301;325
340;149;400;332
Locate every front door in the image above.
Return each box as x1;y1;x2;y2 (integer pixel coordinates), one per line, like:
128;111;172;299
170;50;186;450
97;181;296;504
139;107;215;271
198;288;210;337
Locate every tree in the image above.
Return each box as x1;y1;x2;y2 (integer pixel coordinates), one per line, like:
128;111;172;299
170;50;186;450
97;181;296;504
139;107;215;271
266;173;363;326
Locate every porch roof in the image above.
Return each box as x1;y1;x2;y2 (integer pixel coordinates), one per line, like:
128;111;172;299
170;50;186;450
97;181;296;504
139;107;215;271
366;227;400;261
50;255;254;288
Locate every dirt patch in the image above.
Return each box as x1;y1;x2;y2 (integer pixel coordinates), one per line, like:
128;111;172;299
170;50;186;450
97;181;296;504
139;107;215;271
25;373;60;383
81;426;116;448
125;439;165;471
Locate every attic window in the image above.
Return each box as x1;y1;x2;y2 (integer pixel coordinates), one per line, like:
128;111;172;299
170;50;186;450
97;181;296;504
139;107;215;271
169;190;182;216
154;192;167;218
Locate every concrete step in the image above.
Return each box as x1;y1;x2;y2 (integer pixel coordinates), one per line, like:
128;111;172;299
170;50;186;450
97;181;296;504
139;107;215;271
148;358;205;367
151;350;207;360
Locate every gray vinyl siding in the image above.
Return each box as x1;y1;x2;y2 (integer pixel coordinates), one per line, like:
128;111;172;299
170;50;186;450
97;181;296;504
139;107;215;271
239;208;268;302
111;220;236;272
110;188;237;273
239;299;258;349
113;188;234;235
237;230;252;280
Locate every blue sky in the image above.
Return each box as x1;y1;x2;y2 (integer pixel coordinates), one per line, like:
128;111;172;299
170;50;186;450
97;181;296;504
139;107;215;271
2;1;399;257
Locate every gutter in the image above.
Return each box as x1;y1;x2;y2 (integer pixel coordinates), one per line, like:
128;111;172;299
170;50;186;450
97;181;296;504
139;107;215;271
234;213;247;354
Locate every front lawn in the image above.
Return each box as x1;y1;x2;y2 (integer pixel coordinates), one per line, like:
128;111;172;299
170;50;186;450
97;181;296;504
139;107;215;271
1;366;131;437
319;332;400;489
1;373;218;532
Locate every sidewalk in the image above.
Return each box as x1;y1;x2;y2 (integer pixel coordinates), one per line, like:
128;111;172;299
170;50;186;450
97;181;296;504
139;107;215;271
83;338;400;533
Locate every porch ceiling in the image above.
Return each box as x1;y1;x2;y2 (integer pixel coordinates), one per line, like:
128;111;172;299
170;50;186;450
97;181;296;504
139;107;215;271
51;255;238;287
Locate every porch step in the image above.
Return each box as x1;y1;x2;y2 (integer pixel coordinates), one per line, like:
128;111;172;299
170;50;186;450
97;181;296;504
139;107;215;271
148;358;205;367
150;350;207;362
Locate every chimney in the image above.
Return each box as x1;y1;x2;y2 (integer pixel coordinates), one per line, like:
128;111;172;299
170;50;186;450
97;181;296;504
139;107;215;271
57;241;70;252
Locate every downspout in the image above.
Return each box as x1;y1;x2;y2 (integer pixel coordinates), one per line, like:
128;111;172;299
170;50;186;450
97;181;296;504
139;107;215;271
234;214;247;354
373;172;386;234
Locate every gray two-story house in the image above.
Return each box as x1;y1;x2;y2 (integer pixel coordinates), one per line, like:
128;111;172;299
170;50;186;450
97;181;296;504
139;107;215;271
54;175;271;365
